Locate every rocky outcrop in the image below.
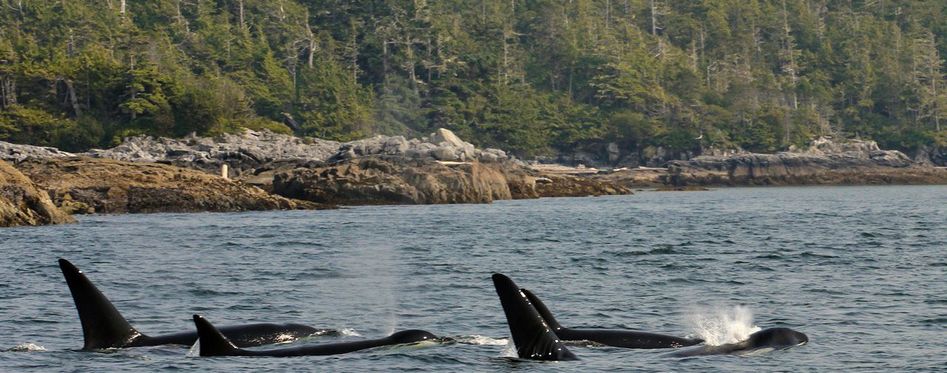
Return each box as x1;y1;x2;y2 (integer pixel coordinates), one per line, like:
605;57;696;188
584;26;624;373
72;128;512;180
0;160;74;227
533;173;630;197
328;129;511;164
271;157;629;206
16;157;325;214
84;130;341;177
914;145;947;166
273;158;520;205
666;138;947;186
1;141;75;162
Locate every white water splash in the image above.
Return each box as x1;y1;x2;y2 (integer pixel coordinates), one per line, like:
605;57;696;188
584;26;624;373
454;335;509;346
8;343;46;352
338;328;362;337
271;333;298;344
686;305;761;345
185;340;200;357
499;338;517;358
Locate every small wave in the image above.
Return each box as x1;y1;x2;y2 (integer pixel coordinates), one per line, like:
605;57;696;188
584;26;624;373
799;251;839;259
640;246;676;255
7;343;47;352
453;335;508;346
685;305;761;345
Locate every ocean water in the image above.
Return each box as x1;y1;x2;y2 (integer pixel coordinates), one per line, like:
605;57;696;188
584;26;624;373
0;186;944;371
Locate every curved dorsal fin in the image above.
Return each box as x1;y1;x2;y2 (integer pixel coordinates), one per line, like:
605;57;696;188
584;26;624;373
519;289;564;331
192;315;242;356
492;273;577;361
58;259;144;350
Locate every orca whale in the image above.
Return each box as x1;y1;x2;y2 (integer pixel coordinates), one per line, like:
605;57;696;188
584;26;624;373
59;258;335;350
520;289;703;349
667;327;808;357
193;315;439;357
491;273;577;361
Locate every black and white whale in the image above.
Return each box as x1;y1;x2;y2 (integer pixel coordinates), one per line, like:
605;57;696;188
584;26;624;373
492;273;577;361
193;315;439;357
667;327;808;357
59;258;335;350
520;289;703;349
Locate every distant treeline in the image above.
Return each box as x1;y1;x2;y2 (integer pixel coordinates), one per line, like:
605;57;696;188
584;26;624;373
0;0;945;156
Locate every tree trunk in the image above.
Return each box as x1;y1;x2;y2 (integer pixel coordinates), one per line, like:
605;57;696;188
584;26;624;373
782;0;799;110
0;76;16;109
63;79;81;117
650;0;658;35
176;1;190;33
238;0;246;30
933;59;941;131
404;34;418;96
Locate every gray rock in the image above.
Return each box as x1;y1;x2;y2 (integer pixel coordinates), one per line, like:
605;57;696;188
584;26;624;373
432;146;459;161
430;128;466;148
0;141;75;162
479;148;507;163
607;142;620;163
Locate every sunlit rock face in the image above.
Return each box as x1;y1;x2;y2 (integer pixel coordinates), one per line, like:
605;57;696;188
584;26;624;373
0;159;74;227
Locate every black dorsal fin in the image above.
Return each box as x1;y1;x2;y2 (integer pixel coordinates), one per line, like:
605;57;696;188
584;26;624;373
192;315;242;356
519;289;565;332
492;273;577;361
58;259;144;350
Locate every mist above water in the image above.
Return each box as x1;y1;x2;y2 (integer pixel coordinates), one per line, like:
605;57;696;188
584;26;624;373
686;305;762;345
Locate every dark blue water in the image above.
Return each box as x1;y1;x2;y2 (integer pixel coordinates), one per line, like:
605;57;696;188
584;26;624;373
1;186;945;371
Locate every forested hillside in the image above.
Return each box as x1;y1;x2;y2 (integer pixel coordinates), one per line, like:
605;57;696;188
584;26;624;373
0;0;945;158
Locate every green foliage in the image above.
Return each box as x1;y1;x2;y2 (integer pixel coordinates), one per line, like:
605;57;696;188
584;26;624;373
0;105;72;147
0;0;944;159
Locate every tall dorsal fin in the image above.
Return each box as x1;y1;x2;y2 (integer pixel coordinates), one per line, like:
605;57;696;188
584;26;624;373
519;289;564;331
492;273;577;361
58;259;144;350
192;315;242;356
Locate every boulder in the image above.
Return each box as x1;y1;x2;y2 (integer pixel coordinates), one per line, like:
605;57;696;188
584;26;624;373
431;146;460;161
430;128;466;148
0;160;74;227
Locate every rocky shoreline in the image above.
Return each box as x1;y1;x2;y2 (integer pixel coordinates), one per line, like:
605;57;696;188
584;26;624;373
662;138;947;186
15;157;322;214
0;128;633;226
1;129;944;227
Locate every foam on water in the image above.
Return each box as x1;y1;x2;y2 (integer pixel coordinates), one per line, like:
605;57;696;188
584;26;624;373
499;338;517;358
453;335;508;346
686;305;761;345
7;343;47;352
